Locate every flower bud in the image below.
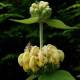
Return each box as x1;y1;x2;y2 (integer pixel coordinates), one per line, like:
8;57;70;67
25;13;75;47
39;7;52;22
31;3;38;8
39;1;44;4
45;7;52;18
39;1;49;9
29;1;52;22
34;8;39;17
57;50;64;62
43;2;49;8
39;3;44;10
45;7;52;14
29;7;34;13
46;6;50;8
18;53;24;66
34;8;39;12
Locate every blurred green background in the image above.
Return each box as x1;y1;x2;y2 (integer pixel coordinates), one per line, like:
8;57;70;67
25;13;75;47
0;0;80;80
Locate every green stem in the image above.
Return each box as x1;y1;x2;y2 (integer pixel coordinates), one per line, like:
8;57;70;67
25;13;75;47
39;22;43;49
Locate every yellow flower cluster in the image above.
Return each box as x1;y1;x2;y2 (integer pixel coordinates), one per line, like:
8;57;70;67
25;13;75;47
29;1;52;22
18;44;64;72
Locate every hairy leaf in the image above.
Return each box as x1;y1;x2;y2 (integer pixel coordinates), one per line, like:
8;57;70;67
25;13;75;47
10;17;39;24
45;19;78;29
38;70;75;80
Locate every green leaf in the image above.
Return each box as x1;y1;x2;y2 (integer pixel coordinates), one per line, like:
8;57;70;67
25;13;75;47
65;4;80;11
45;19;78;29
38;70;75;80
73;66;80;71
0;14;23;22
26;74;38;80
10;17;39;24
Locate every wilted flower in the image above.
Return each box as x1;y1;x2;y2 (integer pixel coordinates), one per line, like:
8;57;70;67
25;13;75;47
18;44;64;73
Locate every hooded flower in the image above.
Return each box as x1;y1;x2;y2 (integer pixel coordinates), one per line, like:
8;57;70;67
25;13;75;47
29;56;38;72
18;44;64;73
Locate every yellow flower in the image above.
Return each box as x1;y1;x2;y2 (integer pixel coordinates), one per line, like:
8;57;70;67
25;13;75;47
30;46;39;57
49;56;54;63
18;44;64;73
23;63;29;72
29;56;38;72
31;66;38;72
42;45;48;57
18;53;24;66
38;50;47;67
49;49;59;64
52;50;60;64
23;51;30;64
47;44;57;50
57;50;64;62
29;56;35;68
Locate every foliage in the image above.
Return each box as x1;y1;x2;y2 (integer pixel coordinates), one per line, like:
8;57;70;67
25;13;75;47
26;70;75;80
57;0;80;26
38;70;75;80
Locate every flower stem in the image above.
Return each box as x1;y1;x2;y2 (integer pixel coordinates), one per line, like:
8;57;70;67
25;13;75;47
39;22;43;49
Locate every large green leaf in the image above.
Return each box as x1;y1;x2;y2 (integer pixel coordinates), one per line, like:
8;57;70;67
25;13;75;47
45;19;78;29
10;17;39;24
26;74;38;80
38;70;75;80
